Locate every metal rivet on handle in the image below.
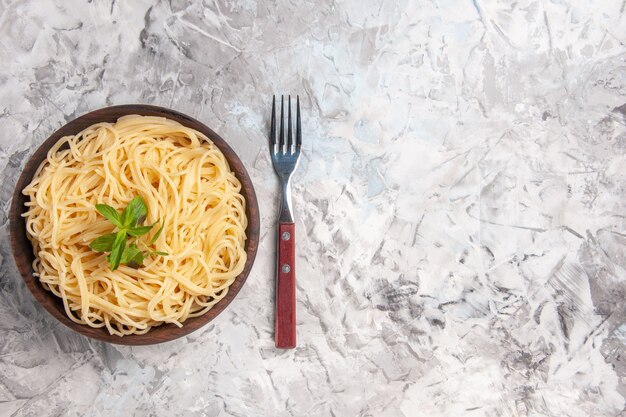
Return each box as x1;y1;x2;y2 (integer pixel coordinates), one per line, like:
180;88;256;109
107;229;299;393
282;264;291;273
281;231;291;241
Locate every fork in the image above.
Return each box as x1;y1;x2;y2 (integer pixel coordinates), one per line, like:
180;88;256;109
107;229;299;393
270;95;301;349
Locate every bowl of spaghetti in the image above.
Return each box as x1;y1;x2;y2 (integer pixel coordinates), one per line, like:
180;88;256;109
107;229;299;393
9;104;260;345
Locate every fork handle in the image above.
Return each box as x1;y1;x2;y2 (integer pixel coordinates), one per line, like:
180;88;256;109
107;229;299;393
276;222;296;349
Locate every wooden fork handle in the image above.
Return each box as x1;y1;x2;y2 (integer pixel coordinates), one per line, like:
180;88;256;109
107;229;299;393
276;222;296;349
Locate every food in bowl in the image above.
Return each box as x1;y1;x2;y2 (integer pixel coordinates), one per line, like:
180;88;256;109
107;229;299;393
22;115;247;336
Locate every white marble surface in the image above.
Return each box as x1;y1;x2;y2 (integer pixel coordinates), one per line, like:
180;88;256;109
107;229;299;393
0;0;625;416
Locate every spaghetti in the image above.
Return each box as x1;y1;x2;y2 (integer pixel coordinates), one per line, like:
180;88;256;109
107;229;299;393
22;115;247;336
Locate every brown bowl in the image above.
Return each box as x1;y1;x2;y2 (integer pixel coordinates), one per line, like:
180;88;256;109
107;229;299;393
9;104;260;345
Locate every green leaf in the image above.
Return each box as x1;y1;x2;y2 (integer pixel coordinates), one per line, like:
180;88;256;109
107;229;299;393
108;230;127;271
150;221;165;244
95;204;123;228
126;251;145;269
91;196;161;271
121;196;148;228
127;222;156;237
89;233;117;252
120;244;141;264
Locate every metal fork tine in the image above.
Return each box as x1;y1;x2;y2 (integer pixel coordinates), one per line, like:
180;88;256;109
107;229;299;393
296;95;301;151
287;95;293;153
279;95;285;152
270;95;276;151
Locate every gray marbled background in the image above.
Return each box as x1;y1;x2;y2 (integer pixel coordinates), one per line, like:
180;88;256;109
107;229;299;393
1;0;625;416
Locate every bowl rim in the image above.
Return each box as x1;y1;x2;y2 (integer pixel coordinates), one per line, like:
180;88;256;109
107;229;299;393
9;104;260;345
